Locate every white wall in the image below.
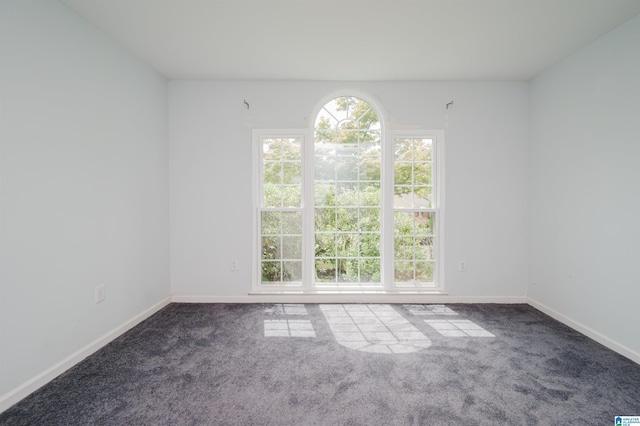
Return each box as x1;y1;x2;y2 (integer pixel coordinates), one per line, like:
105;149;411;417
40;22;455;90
0;0;170;401
529;15;640;356
169;81;529;299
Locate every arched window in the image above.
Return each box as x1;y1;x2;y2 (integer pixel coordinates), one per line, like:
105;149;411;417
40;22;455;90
313;96;382;285
253;93;443;292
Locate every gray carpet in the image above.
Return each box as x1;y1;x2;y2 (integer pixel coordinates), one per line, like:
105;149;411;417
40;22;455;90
1;303;639;425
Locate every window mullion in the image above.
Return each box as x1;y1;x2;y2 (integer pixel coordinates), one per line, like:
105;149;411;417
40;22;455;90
382;131;395;289
303;128;315;290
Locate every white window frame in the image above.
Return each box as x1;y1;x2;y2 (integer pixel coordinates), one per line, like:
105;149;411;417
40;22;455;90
387;130;445;292
311;93;384;289
252;129;308;292
251;98;445;294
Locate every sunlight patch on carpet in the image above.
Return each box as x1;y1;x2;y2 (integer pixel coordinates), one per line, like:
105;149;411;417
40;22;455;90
404;304;458;316
425;319;495;337
264;303;309;315
320;304;431;353
263;319;316;337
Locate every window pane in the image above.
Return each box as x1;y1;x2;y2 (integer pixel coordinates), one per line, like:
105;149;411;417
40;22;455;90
394;208;436;283
282;236;302;259
394;162;412;186
261;211;280;235
361;137;381;154
360;258;381;282
415;212;435;235
315;208;336;232
414;163;432;185
394;139;412;160
281;138;302;160
394;261;414;282
315;183;335;206
393;187;412;208
336;183;358;206
414;186;432;208
314;141;335;156
261;236;281;260
394;236;414;261
316;259;336;282
263;162;281;184
262;261;281;282
315;233;336;258
393;138;434;208
359;157;380;181
263;185;282;208
414;139;432;161
282;162;301;185
283;261;302;281
262;137;302;209
336;140;358;154
359;234;380;257
416;261;434;282
360;208;380;232
336;157;358;181
336;208;358;232
314;157;335;181
263;139;281;160
394;211;414;235
282;186;301;208
337;233;358;257
282;211;302;234
360;183;380;206
415;236;434;261
338;258;359;283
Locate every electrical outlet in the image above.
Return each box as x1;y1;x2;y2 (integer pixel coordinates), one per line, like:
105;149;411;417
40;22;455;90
95;284;105;303
230;259;238;271
458;261;467;272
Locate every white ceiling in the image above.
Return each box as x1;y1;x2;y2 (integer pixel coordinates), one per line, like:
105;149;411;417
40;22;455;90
60;0;640;81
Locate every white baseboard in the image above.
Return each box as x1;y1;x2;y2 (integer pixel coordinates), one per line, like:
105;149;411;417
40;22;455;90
527;297;640;365
0;296;171;414
171;294;528;304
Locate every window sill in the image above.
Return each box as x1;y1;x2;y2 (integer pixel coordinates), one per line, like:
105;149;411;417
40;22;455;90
249;289;448;296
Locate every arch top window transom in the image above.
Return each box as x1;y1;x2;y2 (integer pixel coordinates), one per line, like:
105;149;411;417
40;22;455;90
314;96;381;145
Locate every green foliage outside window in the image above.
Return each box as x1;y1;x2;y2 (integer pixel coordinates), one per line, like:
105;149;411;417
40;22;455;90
313;97;382;284
260;99;436;285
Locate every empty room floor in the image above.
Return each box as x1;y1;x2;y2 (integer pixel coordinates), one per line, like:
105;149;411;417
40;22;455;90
1;303;639;425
